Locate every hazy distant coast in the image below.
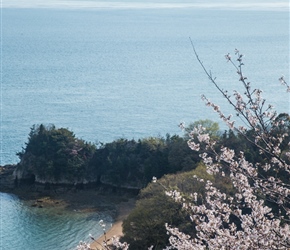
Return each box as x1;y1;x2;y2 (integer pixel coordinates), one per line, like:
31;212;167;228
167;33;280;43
2;0;289;11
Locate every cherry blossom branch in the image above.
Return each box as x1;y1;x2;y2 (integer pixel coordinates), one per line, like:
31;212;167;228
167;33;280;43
166;45;290;249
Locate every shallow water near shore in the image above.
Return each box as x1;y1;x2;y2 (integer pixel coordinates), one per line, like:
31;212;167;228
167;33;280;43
0;192;113;250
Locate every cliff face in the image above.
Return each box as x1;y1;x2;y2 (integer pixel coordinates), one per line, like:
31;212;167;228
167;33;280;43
12;163;98;185
0;165;16;190
13;164;32;180
33;175;93;185
0;164;141;195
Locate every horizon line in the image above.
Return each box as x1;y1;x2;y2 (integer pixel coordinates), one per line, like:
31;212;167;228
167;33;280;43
2;2;289;11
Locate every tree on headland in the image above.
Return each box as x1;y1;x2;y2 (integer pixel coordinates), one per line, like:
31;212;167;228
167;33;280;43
15;125;199;187
89;135;198;189
16;124;96;183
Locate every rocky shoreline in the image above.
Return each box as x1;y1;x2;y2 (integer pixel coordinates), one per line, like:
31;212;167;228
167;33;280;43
1;168;137;250
0;164;137;219
0;165;17;190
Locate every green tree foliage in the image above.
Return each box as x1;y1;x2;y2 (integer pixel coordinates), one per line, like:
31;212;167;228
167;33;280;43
90;135;198;189
17;124;96;182
17;117;289;191
166;134;198;172
122;164;235;249
184;119;220;140
122;192;187;249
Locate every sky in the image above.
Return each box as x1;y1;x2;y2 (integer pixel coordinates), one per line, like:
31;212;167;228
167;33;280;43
1;0;289;11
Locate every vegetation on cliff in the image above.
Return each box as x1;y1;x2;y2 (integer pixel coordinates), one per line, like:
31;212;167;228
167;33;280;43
15;124;199;187
16;124;96;183
15;113;289;188
91;134;198;188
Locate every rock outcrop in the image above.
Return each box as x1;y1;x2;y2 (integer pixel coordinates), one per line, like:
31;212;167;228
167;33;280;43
0;165;16;190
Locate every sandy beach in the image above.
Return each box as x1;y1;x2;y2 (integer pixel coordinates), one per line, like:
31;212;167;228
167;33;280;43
90;198;136;249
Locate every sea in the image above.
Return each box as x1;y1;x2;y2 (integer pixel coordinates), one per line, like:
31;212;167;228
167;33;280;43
0;1;289;249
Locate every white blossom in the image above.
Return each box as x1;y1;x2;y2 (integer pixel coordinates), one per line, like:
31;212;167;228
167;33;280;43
76;49;290;250
165;49;290;250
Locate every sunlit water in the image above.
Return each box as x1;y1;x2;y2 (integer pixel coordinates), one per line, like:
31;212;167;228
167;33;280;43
0;1;289;249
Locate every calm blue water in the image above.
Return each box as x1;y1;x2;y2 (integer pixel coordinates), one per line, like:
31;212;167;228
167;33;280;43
1;3;289;166
0;1;289;249
0;192;113;250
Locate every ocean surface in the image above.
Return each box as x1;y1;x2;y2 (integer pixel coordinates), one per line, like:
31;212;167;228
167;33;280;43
0;192;113;250
0;1;289;249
